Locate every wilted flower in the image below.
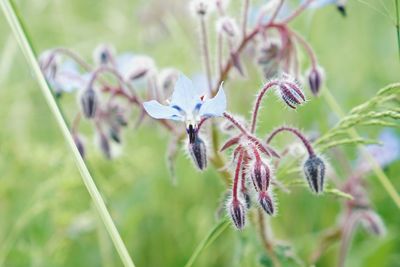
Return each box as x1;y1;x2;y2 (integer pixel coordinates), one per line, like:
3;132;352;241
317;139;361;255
143;74;226;141
303;155;326;194
257;40;282;79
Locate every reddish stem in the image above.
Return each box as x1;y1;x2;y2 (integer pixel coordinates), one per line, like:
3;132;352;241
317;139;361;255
233;150;245;201
280;0;315;24
288;29;318;68
250;80;279;133
266;126;315;156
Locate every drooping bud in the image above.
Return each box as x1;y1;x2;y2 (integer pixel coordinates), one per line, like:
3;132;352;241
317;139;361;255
258;191;274;215
93;43;116;66
257;40;281;79
278;76;306;109
242;190;251;209
99;132;111;159
189;0;210;16
109;126;121;143
216;16;239;38
307;66;324;96
303;155;326;194
360;211;386;236
73;134;85;158
228;199;246;230
80;88;98;119
188;134;207;170
250;158;271;192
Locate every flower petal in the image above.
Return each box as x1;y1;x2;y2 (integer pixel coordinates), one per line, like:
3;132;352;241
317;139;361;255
199;84;226;118
170;74;202;114
143;100;184;121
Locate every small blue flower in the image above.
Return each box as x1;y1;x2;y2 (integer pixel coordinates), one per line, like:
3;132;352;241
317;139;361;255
143;73;226;129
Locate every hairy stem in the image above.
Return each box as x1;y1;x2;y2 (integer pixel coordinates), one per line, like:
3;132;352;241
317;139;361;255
250;80;279;133
266;126;315;156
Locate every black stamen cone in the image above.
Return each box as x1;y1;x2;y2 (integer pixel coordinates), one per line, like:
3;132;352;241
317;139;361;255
188;133;207;170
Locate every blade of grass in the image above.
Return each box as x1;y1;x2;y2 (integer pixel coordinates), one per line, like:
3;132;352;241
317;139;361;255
0;1;135;266
322;87;400;209
395;0;400;61
184;218;231;267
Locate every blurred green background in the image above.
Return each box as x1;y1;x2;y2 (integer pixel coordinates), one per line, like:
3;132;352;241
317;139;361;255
0;0;399;266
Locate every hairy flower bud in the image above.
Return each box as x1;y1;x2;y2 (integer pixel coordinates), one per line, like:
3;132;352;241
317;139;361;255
257;40;281;79
303;155;325;194
81;88;98;119
250;158;271;192
259;191;274;215
188;134;207;170
216;17;238;38
109;126;121;143
360;211;386;236
93;43;116;66
278;78;306;109
228;199;246;230
99;133;111;159
307;66;324;96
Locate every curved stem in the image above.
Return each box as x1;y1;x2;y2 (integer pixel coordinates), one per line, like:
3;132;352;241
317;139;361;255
250;80;279;133
257;210;280;267
288;29;318;68
266;126;315;156
223;112;250;136
42;47;92;72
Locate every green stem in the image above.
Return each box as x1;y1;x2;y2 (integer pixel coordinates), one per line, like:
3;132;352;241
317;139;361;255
395;0;400;61
0;1;135;266
184;218;230;267
322;88;400;209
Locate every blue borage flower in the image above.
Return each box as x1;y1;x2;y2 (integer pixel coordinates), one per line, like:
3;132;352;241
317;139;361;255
143;74;226;142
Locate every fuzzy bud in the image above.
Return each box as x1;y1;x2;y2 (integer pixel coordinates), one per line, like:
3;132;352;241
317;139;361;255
278;78;306;109
188;134;207;170
228;199;246;230
216;17;238;38
81;88;98;119
99;133;111;159
259;191;274;215
93;43;116;66
109;127;121;143
190;0;210;16
303;155;325;194
307;66;324;96
250;158;271;192
257;40;281;79
360;211;386;236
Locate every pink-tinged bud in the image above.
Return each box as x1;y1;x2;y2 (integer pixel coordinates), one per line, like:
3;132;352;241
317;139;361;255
228;199;246;230
303;155;325;194
216;17;238;38
307;66;324;96
250;158;271;192
278;79;306;109
242;191;251;209
73;134;85;158
258;191;274;215
188;134;207;170
81;88;98;119
360;211;386;236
